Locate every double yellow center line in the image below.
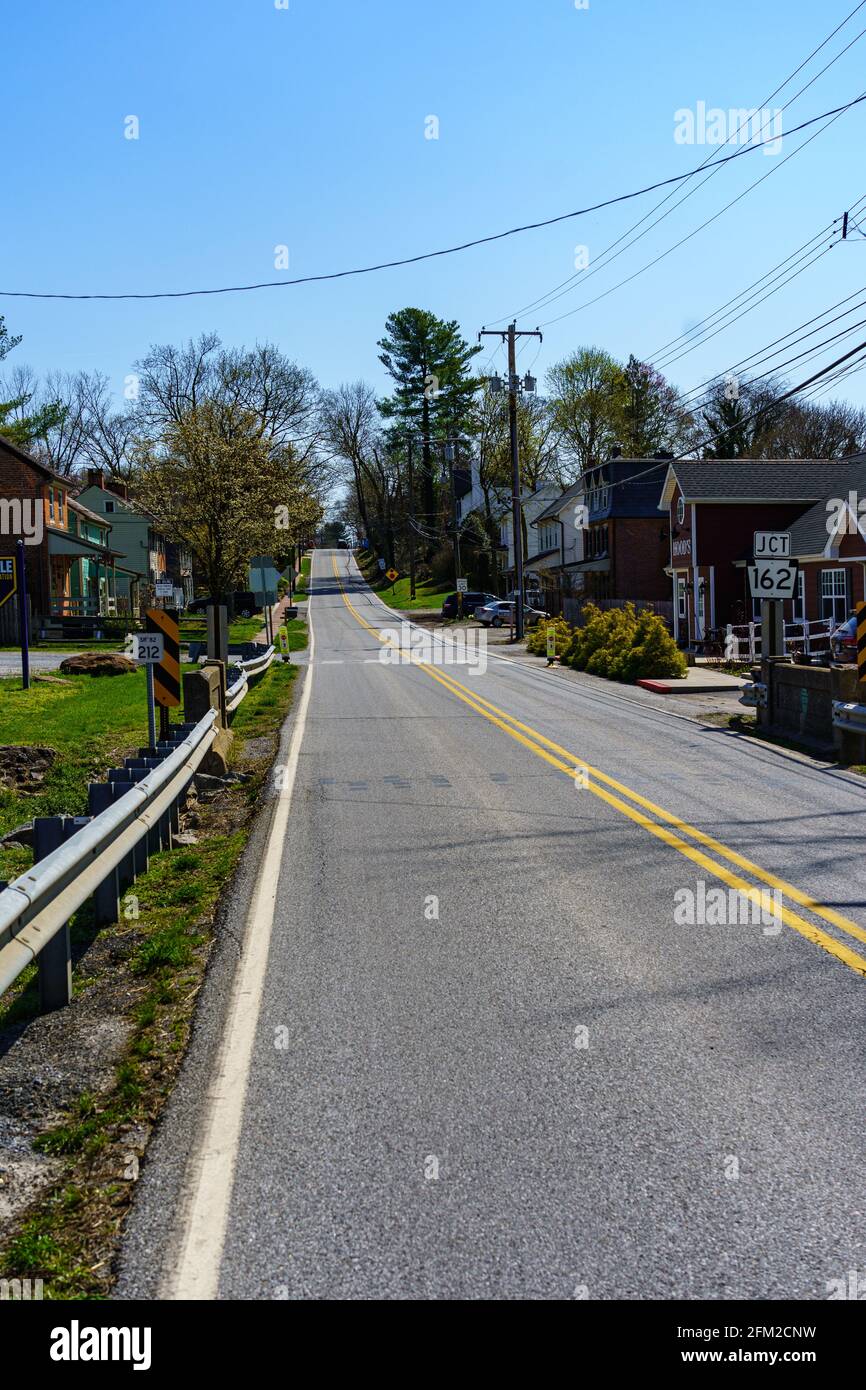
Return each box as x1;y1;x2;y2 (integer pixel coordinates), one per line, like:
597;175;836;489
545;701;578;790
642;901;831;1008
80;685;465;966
333;556;866;980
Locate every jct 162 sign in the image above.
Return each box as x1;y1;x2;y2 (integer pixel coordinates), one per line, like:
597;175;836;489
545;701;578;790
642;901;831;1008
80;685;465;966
747;557;798;600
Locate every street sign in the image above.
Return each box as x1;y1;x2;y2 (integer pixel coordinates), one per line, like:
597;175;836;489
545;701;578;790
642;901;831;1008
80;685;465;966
146;608;181;707
386;568;399;583
456;578;468;593
129;632;165;664
0;556;17;610
754;531;791;559
377;558;387;572
747;558;798;600
155;579;174;598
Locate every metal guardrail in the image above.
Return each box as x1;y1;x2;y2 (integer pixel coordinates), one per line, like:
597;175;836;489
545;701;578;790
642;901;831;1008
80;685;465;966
226;644;276;713
832;700;866;733
0;640;278;1012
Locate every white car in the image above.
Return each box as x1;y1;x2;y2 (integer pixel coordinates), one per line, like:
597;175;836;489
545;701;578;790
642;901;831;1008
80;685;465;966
475;599;548;628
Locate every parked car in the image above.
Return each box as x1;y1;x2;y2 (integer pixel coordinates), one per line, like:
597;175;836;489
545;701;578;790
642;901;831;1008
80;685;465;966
440;590;498;619
476;599;549;628
830;614;858;663
187;591;258;618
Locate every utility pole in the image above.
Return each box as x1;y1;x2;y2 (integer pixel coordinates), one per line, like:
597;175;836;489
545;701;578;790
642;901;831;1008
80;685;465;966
478;321;542;640
407;433;417;601
445;442;463;617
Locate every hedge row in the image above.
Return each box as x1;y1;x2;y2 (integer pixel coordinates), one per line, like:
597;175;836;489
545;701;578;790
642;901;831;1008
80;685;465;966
525;604;687;682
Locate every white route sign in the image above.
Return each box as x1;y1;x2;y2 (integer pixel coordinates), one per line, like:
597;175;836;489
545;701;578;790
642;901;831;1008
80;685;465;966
754;531;791;558
456;578;468;593
747;558;798;601
129;632;165;664
155;580;174;597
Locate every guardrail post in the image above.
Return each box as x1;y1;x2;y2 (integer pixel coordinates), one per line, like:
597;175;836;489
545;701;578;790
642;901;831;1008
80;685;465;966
33;818;73;1013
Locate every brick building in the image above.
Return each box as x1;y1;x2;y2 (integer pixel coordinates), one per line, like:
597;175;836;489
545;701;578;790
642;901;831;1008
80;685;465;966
658;458;866;645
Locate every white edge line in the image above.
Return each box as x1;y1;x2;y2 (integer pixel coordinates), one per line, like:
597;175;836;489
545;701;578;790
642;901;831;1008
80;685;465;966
161;575;316;1300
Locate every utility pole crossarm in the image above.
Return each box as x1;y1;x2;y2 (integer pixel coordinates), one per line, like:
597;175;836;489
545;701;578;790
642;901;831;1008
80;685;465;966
478;322;542;641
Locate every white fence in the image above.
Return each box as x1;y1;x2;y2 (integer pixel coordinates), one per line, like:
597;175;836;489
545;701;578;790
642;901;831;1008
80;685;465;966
725;619;833;663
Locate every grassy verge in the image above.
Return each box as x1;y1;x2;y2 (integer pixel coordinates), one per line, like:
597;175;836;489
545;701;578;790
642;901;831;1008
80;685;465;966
0;654;302;1298
294;554;312;593
355;548;451;611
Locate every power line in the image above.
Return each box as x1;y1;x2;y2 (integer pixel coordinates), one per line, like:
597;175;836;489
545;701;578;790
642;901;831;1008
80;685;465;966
486;3;866;326
2;96;866;302
538;91;864;329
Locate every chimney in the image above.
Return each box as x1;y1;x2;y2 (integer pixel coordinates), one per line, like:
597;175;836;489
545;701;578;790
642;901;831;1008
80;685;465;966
87;467;105;490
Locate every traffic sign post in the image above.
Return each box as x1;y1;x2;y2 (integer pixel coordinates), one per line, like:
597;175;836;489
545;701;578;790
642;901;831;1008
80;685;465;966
753;531;791;559
546;624;557;665
857;602;866;683
386;568;399;588
456;577;467;619
747;557;798;602
748;535;795;671
13;545;29;691
146;609;180;744
277;623;290;662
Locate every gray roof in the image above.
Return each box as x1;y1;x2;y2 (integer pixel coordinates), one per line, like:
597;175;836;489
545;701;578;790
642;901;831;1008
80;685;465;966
533;478;585;524
665;458;866;502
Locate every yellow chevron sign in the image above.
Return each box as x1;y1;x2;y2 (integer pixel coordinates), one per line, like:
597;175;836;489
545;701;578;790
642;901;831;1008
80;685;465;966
146;608;180;707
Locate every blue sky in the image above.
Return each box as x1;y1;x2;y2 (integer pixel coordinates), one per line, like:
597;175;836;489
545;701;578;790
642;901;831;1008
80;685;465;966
3;0;866;411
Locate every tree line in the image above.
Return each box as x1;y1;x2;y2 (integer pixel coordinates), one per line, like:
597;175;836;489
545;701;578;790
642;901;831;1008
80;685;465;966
320;308;866;590
0;319;327;601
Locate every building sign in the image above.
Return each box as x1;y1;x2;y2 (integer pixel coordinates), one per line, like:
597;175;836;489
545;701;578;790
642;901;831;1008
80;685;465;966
672;537;692;559
0;556;17;610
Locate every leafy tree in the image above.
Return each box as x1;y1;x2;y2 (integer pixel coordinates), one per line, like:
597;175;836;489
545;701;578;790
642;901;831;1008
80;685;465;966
613;355;691;457
546;347;623;476
135;400;321;601
378;308;482;551
0;317;66;449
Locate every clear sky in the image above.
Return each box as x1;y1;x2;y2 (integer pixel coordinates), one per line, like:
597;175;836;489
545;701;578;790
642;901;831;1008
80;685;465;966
3;0;865;411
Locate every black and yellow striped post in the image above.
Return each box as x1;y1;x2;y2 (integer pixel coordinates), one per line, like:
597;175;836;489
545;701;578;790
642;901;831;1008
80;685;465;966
858;602;866;684
146;609;180;741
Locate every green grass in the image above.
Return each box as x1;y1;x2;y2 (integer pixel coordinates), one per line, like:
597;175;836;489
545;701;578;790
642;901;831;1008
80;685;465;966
0;654;303;1298
294;554;312;593
354;548;452;611
0;664;195;880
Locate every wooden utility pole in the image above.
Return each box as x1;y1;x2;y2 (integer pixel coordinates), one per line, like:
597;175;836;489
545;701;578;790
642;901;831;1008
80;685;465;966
478;321;542;640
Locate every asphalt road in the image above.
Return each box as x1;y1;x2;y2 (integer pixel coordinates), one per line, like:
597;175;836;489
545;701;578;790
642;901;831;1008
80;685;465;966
118;549;866;1301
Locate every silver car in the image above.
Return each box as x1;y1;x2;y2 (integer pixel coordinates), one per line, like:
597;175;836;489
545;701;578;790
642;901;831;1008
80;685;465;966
476;599;548;628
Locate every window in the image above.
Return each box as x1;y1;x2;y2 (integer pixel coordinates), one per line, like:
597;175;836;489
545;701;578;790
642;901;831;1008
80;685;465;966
677;576;687;621
697;578;706;629
676;496;686;526
49;489;55;523
793;571;805;622
105;500;115;514
57;490;64;524
821;568;848;624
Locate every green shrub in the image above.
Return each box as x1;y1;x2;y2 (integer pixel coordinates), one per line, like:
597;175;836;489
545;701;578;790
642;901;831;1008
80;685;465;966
525;616;573;657
566;603;686;683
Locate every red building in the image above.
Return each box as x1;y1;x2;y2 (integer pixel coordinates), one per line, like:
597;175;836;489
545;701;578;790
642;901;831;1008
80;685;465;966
659;458;866;645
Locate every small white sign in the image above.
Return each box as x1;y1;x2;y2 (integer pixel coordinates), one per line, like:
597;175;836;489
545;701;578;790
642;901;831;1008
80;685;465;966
377;558;387;571
456;578;468;593
129;632;165;664
155;580;174;597
747;558;798;600
754;531;791;559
